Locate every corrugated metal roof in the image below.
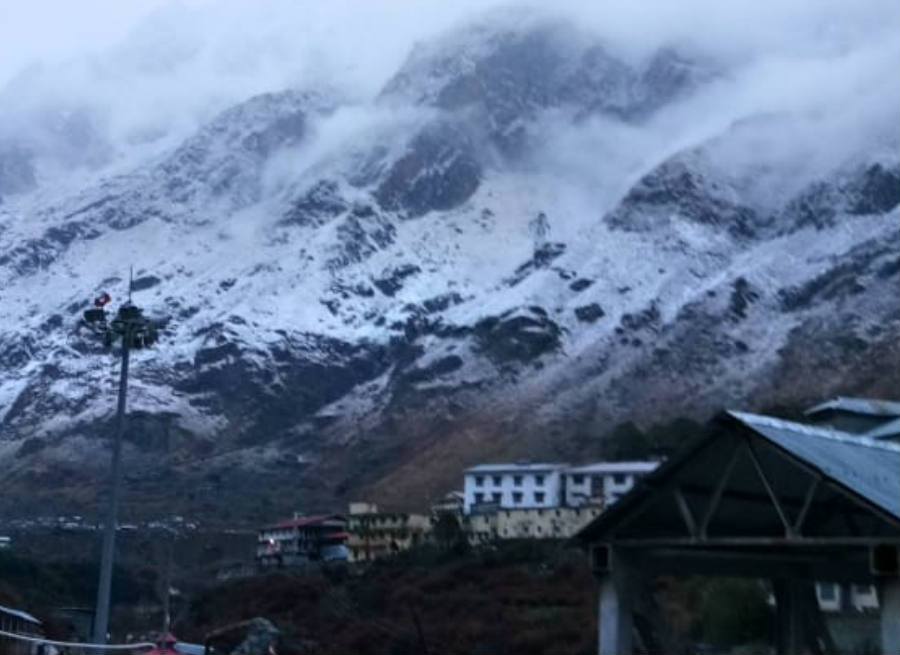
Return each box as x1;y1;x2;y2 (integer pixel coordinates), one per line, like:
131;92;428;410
729;411;900;520
865;417;900;440
0;604;41;625
805;396;900;417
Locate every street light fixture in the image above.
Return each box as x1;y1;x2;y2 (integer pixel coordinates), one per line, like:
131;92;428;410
81;276;161;644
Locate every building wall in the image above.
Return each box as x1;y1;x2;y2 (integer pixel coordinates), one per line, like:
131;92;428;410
814;583;879;613
603;473;639;505
347;512;431;562
564;473;594;507
567;471;637;507
466;510;498;545
464;468;562;514
257;521;347;566
463;463;658;514
465;506;602;543
430;492;464;518
349;502;379;515
809;412;891;434
564;467;655;507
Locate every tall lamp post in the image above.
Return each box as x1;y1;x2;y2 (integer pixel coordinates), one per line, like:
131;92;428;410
82;282;160;644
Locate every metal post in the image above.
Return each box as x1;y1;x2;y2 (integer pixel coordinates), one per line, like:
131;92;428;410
881;578;900;655
597;548;635;655
162;530;174;634
92;326;131;645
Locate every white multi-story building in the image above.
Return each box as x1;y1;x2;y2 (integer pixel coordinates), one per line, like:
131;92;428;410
563;462;660;507
463;464;564;514
462;461;659;515
815;583;879;613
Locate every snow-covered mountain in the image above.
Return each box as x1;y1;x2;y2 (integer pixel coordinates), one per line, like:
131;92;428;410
0;8;898;521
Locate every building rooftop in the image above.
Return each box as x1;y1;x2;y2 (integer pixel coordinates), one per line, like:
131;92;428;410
262;514;345;531
0;604;41;625
805;396;900;418
577;407;900;544
865;416;900;440
565;461;660;474
465;463;565;474
729;411;900;519
465;461;660;475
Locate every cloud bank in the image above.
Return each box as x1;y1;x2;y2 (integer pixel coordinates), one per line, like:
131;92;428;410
0;0;897;204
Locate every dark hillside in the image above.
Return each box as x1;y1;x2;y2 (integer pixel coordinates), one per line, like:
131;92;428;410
182;543;597;655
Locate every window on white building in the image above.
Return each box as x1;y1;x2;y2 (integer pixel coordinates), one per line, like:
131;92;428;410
818;583;838;601
535;492;545;503
475;492;484;504
535;474;544;485
513;475;523;486
572;474;584;484
513;491;523;503
475;475;484;486
492;475;501;485
612;473;629;485
492;493;501;503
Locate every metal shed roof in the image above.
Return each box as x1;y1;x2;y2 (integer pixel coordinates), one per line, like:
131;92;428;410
577;408;900;544
805;396;900;418
728;411;900;520
0;604;41;625
865;417;900;440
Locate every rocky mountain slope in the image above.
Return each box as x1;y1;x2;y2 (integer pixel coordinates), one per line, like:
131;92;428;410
0;11;898;522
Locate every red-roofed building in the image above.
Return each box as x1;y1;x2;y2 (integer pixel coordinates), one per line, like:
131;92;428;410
256;513;348;567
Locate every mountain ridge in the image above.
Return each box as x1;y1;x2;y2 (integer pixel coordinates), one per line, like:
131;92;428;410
0;11;898;522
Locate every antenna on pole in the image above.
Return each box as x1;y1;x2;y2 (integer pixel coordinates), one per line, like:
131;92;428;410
128;265;134;303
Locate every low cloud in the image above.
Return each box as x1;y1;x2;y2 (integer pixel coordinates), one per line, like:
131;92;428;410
0;0;897;200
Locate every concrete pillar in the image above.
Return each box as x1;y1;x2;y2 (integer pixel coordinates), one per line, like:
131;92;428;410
774;579;811;655
774;579;805;655
774;579;835;655
597;549;635;655
881;578;900;655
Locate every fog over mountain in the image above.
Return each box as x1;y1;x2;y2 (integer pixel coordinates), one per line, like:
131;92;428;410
0;0;898;521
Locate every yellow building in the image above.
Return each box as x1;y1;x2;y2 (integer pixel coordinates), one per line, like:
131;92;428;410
346;502;431;562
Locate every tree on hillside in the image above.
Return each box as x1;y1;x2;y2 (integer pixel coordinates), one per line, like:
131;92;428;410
432;512;467;553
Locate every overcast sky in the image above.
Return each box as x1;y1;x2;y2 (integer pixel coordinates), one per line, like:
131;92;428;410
3;0;894;76
3;0;897;89
1;0;896;184
0;0;180;86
